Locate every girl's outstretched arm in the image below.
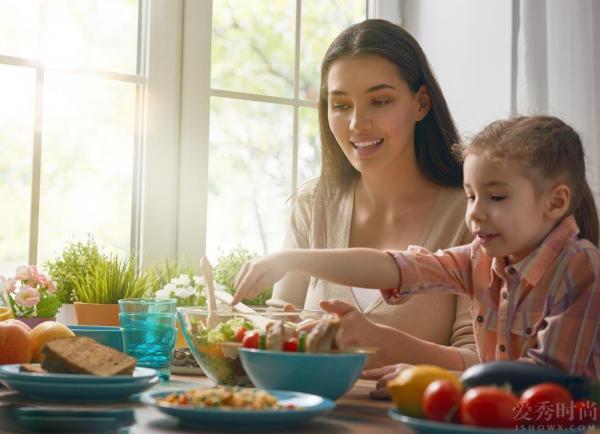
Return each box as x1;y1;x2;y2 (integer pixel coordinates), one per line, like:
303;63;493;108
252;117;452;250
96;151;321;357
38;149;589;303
232;248;400;305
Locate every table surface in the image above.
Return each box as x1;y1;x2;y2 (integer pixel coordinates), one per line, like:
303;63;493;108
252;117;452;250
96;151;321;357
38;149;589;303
0;375;407;434
1;375;598;434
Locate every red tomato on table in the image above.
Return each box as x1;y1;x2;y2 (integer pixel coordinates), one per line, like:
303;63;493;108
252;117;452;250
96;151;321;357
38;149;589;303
519;383;573;427
422;380;463;422
460;386;519;428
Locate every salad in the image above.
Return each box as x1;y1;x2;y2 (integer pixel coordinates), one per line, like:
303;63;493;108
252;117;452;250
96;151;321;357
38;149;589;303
184;312;341;386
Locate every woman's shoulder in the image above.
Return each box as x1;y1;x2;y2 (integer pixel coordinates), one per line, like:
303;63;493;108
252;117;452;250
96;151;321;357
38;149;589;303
293;177;355;208
423;186;471;249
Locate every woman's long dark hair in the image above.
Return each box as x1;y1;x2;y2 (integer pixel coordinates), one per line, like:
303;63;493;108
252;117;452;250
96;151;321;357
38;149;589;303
317;19;462;191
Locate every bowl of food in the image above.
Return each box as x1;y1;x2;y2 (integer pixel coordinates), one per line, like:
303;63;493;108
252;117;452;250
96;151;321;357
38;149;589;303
237;316;368;400
176;307;327;386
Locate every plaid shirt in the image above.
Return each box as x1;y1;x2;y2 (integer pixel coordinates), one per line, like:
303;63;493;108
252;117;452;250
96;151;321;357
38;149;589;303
383;215;600;380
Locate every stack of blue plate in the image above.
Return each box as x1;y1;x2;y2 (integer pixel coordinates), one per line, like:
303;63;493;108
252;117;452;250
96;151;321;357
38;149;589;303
0;364;159;402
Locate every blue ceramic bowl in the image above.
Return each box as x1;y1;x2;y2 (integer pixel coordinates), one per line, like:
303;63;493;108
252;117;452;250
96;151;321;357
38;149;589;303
68;325;124;352
238;348;367;400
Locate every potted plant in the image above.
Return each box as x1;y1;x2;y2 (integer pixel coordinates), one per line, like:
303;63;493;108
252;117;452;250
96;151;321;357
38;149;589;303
213;247;272;307
73;254;155;326
0;266;62;328
45;236;108;325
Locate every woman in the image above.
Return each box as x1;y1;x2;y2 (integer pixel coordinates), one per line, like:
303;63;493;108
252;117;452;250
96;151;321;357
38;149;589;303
267;19;479;380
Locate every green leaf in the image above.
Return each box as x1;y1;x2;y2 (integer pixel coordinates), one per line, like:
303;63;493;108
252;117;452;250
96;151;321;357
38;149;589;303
35;294;62;318
213;246;272;307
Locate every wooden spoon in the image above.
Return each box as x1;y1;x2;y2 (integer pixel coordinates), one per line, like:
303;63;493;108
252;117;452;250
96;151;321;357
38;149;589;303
200;256;219;328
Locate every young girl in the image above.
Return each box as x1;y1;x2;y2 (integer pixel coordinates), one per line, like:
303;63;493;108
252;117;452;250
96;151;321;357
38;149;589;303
233;115;600;380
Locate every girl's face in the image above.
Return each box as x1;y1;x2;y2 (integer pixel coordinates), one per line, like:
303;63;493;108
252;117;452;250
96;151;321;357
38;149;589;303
463;154;557;263
326;54;429;176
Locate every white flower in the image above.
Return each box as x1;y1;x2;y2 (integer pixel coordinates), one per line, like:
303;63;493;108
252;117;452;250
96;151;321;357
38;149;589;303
164;282;177;292
155;288;171;299
175;286;194;299
178;274;191;285
193;275;204;286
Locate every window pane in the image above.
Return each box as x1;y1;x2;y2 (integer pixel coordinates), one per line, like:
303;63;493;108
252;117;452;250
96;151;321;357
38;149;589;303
38;72;136;264
207;97;293;259
298;107;321;186
211;0;295;98
0;0;39;59
45;0;139;74
300;0;366;101
0;65;35;275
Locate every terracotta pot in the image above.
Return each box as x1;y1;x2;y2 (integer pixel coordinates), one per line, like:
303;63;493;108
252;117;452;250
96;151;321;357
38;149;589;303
175;321;188;349
74;302;120;326
16;317;55;328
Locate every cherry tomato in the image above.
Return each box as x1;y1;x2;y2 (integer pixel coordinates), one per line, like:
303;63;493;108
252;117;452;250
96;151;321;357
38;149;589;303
461;386;519;428
235;326;247;343
242;330;259;348
283;337;298;352
519;383;573;427
422;379;463;422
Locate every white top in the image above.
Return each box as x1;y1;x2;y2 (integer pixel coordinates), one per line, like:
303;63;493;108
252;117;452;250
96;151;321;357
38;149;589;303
351;287;381;312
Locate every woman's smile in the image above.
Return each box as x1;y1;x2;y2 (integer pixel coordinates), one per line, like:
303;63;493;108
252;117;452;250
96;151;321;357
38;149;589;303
351;138;384;156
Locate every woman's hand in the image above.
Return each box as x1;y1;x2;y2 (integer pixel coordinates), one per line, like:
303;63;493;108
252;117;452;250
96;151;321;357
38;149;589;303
232;252;292;304
361;363;414;400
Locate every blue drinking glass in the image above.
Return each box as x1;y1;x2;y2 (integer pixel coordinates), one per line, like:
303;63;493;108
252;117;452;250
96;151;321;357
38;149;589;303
118;298;177;380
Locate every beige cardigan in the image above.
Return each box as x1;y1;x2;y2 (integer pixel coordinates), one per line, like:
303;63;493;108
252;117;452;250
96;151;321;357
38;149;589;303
269;178;479;368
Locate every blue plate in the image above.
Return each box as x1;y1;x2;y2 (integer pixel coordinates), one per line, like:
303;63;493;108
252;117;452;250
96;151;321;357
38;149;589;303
141;389;335;430
0;365;159;402
0;364;157;383
388;409;588;434
14;408;135;433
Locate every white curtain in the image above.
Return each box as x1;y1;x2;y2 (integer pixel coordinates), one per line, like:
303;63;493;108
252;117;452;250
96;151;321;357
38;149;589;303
517;0;600;201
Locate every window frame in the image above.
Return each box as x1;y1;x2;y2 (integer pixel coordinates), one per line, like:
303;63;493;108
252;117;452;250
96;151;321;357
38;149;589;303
144;0;395;264
0;0;148;268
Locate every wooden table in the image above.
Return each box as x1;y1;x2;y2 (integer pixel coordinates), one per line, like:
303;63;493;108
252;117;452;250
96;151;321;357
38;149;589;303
1;376;599;434
0;376;406;434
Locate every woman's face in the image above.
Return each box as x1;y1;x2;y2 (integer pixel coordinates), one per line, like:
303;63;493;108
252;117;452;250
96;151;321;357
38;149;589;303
327;54;429;176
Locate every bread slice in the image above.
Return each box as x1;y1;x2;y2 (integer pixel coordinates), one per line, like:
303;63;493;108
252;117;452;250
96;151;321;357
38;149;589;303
41;336;136;376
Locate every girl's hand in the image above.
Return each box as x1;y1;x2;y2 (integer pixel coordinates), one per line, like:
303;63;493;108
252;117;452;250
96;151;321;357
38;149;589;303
361;363;413;400
319;299;379;350
232;252;292;304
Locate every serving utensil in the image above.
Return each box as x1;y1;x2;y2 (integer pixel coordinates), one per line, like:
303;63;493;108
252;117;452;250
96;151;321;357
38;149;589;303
200;256;219;328
213;289;271;329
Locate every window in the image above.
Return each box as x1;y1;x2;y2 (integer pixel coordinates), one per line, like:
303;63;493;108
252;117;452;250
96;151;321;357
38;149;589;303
0;0;146;274
204;0;367;258
1;0;369;272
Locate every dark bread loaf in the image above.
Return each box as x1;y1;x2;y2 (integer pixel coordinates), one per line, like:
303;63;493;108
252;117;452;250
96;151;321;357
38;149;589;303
42;336;136;376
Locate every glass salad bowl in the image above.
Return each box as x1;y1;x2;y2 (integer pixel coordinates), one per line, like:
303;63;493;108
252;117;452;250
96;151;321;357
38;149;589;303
176;307;327;386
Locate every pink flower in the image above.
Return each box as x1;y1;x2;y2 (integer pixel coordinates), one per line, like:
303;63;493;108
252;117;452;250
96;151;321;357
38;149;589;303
15;265;32;281
15;286;40;308
46;280;57;293
4;278;16;294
